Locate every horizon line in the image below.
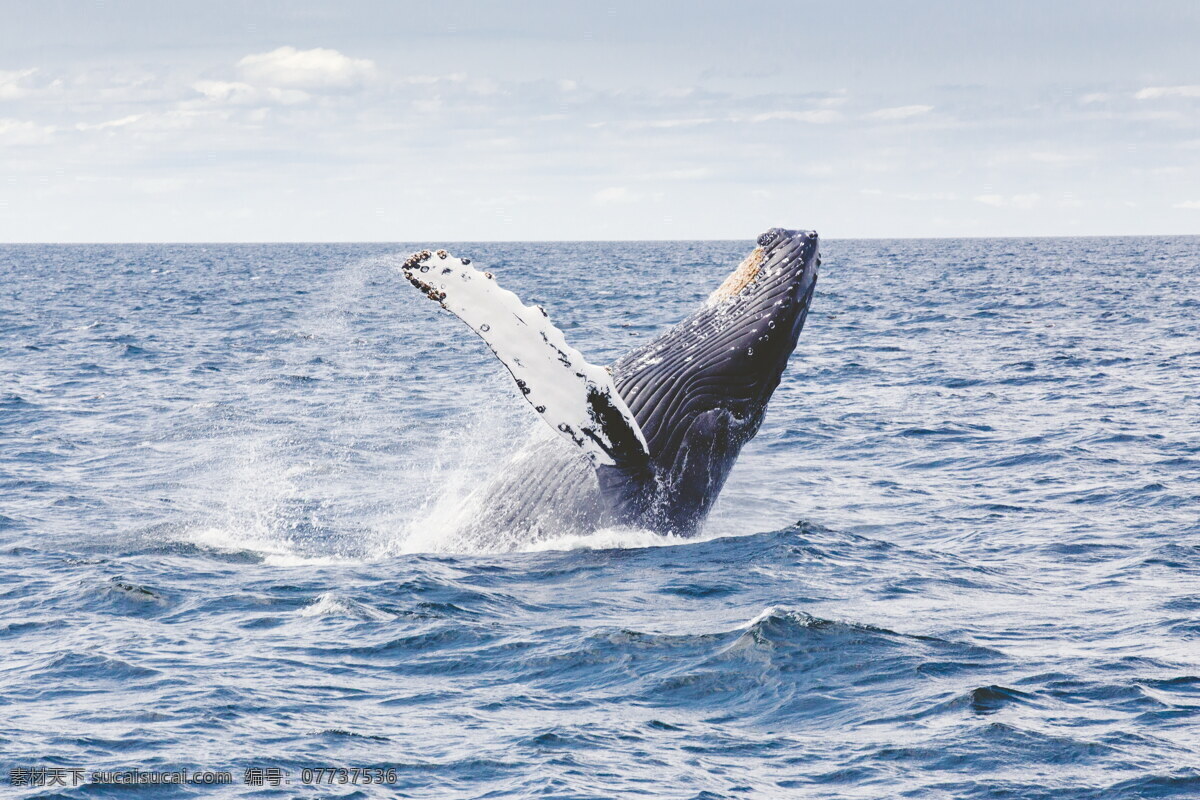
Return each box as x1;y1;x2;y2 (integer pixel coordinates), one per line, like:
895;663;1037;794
1;232;1197;246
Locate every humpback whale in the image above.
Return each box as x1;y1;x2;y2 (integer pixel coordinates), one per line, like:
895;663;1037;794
403;227;820;547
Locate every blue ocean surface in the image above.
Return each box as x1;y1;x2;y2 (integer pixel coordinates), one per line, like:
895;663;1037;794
1;237;1198;798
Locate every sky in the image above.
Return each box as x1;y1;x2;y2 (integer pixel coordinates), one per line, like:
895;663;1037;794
1;0;1198;241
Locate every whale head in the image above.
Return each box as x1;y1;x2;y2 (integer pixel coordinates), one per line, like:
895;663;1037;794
608;227;820;533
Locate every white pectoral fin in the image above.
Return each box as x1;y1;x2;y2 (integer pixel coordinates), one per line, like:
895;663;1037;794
402;249;650;469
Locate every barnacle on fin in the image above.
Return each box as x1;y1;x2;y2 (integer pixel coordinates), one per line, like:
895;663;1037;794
402;249;434;270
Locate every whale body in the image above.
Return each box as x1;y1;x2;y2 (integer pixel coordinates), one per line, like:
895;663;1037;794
402;228;820;547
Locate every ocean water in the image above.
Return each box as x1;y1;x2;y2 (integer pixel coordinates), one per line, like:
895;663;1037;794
1;237;1198;798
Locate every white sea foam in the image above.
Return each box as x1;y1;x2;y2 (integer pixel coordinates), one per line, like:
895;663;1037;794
167;253;747;562
297;591;392;619
519;526;693;553
742;605;789;629
184;525;357;566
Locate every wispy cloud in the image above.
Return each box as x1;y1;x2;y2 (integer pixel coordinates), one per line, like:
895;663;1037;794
866;104;933;120
74;114;145;131
0;68;60;100
619;118;717;130
0;118;55;144
1174;200;1200;209
1135;85;1200;100
0;68;37;99
192;79;309;106
746;110;840;124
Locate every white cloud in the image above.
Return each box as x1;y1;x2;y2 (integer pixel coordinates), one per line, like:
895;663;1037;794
74;114;144;131
1080;92;1110;104
0;68;39;99
0;118;53;144
1135;85;1200;100
866;104;933;120
401;73;466;86
975;193;1041;209
1174;200;1200;209
747;110;840;124
194;80;259;104
237;46;376;89
192;79;309;106
623;117;716;129
73;108;221;137
0;118;35;134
